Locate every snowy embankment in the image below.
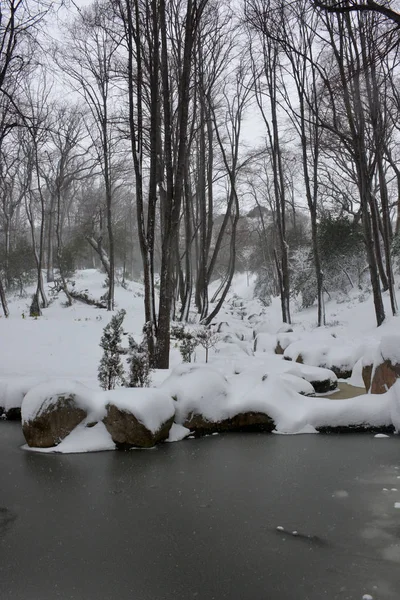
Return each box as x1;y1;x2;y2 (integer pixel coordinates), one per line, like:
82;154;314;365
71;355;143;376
2;270;400;453
162;363;396;434
18;361;399;454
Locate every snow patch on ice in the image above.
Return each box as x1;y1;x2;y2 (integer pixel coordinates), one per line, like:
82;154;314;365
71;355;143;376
23;421;115;454
166;423;191;443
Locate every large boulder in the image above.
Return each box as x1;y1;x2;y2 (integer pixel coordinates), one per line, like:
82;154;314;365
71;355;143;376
103;388;175;449
160;364;231;425
161;364;276;435
369;337;400;395
22;391;89;448
21;380;101;448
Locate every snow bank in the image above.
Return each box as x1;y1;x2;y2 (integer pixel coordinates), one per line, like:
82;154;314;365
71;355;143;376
0;377;47;413
233;375;393;433
160;364;230;424
160;363;396;434
105;388;175;434
347;358;365;388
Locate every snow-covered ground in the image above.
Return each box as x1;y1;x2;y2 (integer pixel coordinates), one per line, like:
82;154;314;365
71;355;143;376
2;269;400;452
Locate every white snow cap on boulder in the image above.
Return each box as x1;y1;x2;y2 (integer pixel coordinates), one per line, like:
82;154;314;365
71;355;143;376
105;388;175;434
21;379;103;424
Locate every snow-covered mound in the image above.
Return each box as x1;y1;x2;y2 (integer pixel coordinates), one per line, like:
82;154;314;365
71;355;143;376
283;335;363;378
159;363;397;435
160;364;230;425
0;377;47;419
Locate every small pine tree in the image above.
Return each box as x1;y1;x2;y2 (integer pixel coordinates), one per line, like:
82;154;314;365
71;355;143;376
171;323;199;363
126;335;152;387
98;309;126;390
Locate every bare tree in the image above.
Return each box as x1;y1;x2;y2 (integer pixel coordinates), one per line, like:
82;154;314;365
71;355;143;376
56;1;122;311
0;0;52;316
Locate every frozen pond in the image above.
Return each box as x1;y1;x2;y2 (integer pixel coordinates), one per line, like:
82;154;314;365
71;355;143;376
1;423;400;600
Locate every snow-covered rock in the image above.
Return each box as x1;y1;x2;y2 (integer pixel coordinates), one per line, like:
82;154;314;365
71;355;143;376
275;332;300;354
253;332;276;354
251;355;337;393
161;364;231;426
279;373;315;396
161;364;275;433
369;336;400;395
22;380;101;448
103;388;175;448
283;336;361;379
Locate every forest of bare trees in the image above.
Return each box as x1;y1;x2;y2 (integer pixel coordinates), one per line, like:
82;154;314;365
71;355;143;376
1;0;400;367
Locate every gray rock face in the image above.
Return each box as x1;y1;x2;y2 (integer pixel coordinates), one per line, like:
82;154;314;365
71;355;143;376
103;403;174;449
22;394;87;448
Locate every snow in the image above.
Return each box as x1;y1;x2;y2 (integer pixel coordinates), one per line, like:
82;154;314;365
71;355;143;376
4;268;400;453
21;380;104;424
283;336;362;374
166;423;191;442
23;421;115;454
105;388;175;433
273;424;318;435
254;332;278;353
380;335;400;364
0;377;47;412
161;363;397;433
347;358;364;387
160;364;230;424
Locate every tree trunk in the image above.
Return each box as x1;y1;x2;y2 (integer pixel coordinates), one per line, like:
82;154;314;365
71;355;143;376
0;276;9;317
